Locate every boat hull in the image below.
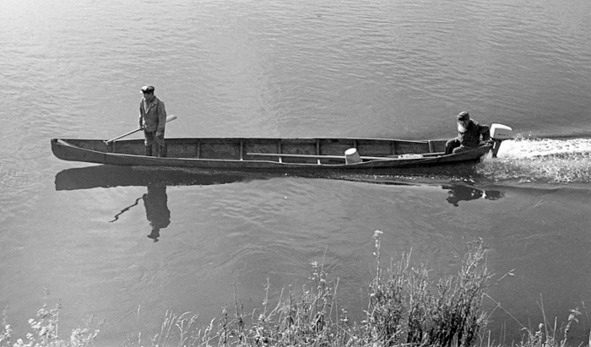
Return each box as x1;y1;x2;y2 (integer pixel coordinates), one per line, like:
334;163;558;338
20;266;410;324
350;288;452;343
51;137;492;172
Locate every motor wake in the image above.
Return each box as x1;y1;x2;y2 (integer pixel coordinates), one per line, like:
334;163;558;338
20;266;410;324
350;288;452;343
478;137;591;184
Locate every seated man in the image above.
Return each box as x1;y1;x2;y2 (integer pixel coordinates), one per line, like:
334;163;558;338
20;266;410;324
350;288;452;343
445;111;491;155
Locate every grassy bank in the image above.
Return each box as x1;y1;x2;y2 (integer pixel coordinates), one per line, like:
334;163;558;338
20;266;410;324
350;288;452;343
1;233;585;346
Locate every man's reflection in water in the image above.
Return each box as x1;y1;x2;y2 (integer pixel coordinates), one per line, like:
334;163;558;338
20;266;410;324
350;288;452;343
443;184;504;207
143;183;170;242
109;183;171;241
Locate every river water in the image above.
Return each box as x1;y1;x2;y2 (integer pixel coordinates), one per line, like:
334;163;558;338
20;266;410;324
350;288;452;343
1;0;591;345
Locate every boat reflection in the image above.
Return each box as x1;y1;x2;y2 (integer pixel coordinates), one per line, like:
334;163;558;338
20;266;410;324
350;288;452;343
442;184;504;206
55;165;273;242
54;165;264;191
331;175;505;206
55;166;506;242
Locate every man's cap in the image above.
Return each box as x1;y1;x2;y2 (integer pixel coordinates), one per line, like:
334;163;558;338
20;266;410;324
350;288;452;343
457;111;470;121
141;85;155;94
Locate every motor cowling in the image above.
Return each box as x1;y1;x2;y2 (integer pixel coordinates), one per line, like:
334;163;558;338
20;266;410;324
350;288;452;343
490;123;514;158
491;123;514;140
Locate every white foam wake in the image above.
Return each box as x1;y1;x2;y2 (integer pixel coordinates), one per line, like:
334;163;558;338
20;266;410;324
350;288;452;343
479;138;591;184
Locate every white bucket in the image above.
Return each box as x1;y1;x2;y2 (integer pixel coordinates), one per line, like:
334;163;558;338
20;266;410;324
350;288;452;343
345;148;361;164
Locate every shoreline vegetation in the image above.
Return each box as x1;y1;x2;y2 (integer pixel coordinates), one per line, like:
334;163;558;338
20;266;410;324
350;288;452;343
1;233;586;347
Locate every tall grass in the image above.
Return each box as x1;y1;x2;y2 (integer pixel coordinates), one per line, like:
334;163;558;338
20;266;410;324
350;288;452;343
362;232;490;347
1;233;585;346
124;232;493;347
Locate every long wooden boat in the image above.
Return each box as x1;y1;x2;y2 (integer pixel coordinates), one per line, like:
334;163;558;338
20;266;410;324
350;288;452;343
51;126;514;172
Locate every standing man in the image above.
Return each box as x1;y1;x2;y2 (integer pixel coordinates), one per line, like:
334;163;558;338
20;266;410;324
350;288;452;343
139;85;167;157
445;111;491;155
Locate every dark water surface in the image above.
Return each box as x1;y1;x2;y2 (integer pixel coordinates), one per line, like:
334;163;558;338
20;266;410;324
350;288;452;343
1;0;591;345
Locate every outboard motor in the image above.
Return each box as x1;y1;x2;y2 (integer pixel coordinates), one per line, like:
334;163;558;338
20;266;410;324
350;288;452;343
490;123;514;158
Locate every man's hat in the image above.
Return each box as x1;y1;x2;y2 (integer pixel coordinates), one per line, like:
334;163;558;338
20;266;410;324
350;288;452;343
457;111;470;121
141;85;155;94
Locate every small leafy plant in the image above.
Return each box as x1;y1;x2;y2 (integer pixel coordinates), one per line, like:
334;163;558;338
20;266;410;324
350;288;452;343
0;300;99;347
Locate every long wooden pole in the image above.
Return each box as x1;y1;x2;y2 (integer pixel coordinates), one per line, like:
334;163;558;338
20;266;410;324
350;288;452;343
246;152;444;160
105;115;178;144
